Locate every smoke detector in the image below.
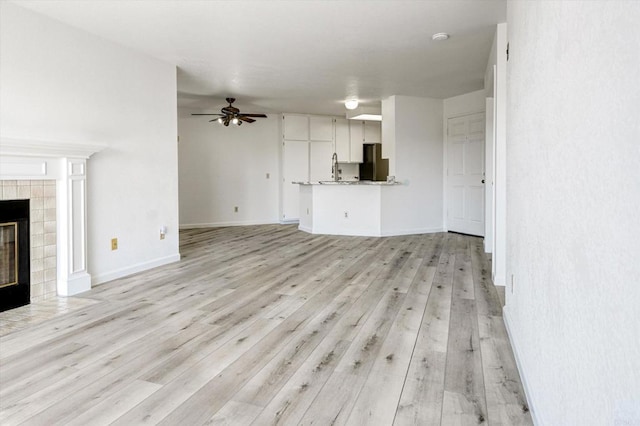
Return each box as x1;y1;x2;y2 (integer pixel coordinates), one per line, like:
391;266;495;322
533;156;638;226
432;32;450;41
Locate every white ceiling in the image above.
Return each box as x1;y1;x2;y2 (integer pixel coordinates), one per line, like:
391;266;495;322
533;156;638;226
13;0;506;116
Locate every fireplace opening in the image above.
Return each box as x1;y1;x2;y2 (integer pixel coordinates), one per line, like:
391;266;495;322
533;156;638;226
0;200;30;312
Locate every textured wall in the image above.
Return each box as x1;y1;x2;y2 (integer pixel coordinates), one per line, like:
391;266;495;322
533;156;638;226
505;1;640;424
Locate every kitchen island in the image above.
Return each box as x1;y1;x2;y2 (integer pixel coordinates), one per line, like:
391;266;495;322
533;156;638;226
295;181;402;237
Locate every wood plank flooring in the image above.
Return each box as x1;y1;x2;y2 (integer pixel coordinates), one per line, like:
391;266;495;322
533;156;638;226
0;225;532;425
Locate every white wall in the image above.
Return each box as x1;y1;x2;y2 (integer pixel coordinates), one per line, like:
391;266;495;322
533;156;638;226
484;97;494;252
443;89;486;119
178;110;280;227
505;2;640;425
0;3;180;285
493;22;508;286
484;29;498;97
381;96;444;235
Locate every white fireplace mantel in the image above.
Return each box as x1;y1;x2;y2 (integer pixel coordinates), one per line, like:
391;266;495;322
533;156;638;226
0;137;106;296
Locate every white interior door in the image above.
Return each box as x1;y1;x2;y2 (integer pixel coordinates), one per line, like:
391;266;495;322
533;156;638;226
282;140;309;221
447;113;485;236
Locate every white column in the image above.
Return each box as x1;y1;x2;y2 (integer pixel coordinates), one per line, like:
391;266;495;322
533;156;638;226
57;157;91;296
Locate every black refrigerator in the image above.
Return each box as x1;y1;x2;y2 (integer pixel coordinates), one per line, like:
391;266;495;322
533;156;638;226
359;143;389;181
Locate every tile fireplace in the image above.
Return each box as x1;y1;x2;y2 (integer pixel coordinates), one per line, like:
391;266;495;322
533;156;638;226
0;137;104;307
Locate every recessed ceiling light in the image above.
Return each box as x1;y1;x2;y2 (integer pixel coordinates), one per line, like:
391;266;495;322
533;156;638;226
432;32;450;41
345;99;359;110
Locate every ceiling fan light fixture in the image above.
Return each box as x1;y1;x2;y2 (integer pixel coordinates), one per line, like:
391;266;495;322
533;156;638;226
191;98;267;127
345;99;359;110
432;32;450;41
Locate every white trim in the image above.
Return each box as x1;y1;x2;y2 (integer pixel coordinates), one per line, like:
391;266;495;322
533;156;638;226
298;224;313;233
180;220;280;229
59;272;92;296
299;226;445;238
0;137;106;159
1;139;103;297
503;306;542;426
379;227;445;237
443;111;486;236
92;253;181;285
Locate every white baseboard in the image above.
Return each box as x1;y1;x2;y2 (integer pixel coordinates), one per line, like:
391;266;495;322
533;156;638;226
493;273;506;287
59;271;92;296
379;227;445;237
298;224;312;233
503;306;541;426
180;220;279;229
92;253;181;285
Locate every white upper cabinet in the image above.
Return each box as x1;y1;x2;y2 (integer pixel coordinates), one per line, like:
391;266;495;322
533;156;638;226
364;121;382;143
334;118;350;161
310;116;334;141
283;115;309;140
349;120;364;163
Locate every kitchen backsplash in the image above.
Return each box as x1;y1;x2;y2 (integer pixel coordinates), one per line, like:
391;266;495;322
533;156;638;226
337;162;359;181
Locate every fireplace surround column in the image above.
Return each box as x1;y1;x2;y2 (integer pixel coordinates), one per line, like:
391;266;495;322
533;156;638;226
57;158;90;295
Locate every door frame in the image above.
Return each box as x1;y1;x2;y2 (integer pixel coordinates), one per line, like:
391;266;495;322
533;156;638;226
443;110;487;235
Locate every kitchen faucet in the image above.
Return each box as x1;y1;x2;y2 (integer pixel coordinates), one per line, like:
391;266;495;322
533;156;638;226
331;152;339;181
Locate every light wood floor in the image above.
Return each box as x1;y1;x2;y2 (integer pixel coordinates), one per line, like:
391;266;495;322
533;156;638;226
0;225;532;425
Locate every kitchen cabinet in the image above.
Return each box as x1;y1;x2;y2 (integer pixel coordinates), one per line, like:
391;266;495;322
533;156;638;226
282;139;309;221
283;115;309;140
334;118;350;161
310;116;333;141
364;121;382;143
281;114;336;221
349;120;364;163
310;141;333;182
335;119;383;163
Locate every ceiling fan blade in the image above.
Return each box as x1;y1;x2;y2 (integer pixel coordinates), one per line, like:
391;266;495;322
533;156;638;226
239;116;256;123
191;113;224;116
240;113;267;118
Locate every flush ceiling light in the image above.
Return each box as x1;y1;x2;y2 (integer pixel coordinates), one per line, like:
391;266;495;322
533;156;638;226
432;32;450;41
345;99;359;110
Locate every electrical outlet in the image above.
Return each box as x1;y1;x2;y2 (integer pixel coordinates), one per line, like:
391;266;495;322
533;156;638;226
344;211;348;218
160;226;167;240
111;238;118;250
266;173;270;179
234;206;239;213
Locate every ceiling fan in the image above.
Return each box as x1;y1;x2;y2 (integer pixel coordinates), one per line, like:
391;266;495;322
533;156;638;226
191;98;267;126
